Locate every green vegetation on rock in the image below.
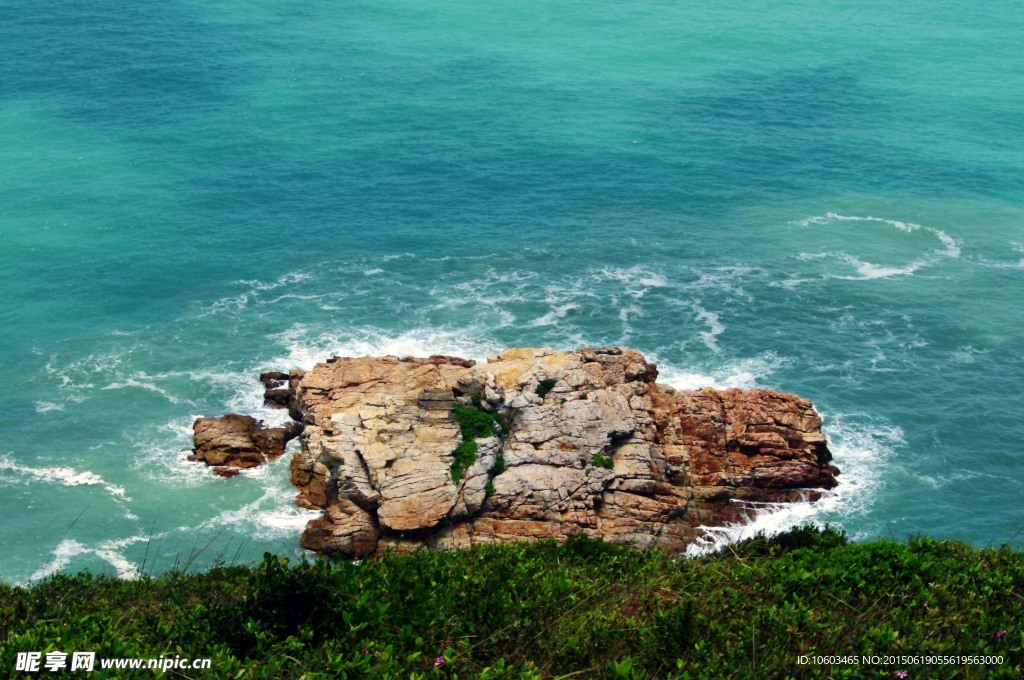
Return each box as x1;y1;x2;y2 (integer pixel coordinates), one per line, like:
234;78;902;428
2;527;1022;678
450;403;507;483
535;379;558;399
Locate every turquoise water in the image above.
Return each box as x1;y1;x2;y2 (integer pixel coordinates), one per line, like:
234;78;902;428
1;1;1022;582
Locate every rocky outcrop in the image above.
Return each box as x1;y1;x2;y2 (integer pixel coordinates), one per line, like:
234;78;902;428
288;347;839;558
189;414;302;477
260;370;305;419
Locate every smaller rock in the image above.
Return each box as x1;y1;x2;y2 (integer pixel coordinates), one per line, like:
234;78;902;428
262;388;286;407
401;355;477;369
260;369;305;411
259;371;290;387
191;413;302;474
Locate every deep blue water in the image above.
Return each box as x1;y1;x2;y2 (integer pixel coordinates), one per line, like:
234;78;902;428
1;1;1022;582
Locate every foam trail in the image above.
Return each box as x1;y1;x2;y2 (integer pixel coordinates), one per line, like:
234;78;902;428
692;304;724;354
0;455;130;500
796;212;961;280
798;212;921;232
102;376;182;403
839;254;917;279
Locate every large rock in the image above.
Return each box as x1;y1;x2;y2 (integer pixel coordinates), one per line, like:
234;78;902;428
190;413;302;473
288;348;839;558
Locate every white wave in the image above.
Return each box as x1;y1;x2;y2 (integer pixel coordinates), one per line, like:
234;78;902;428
692;304;724;354
798;212;921;232
270;325;503;370
195;292;251;318
0;455;129;500
656;353;784;391
598;266;669;298
1005;241;1024;268
233;271;311;293
363;268;383;276
45;350;128;392
129;417;222;487
495;308;517;328
616;304;643;343
30;538;86;581
684;266;756;299
796;212;961;280
839;254;917;279
194;477;319;542
934;229;961;258
34;401;64;413
685;411;902;556
264;292;330;305
531;303;579;327
102;376;182;403
951;345;990;364
29;535;147;582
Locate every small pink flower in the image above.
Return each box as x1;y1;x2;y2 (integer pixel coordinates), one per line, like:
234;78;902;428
894;671;908;679
997;630;1007;638
434;656;446;667
363;649;370;655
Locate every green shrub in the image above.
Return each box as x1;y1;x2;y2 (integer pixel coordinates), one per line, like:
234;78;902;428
2;528;1022;678
535;379;558;398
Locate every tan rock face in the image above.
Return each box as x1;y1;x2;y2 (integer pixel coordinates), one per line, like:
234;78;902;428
290;347;839;558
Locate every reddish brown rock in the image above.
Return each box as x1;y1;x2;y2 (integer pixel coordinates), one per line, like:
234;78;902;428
287;348;839;558
400;355;478;369
190;413;302;473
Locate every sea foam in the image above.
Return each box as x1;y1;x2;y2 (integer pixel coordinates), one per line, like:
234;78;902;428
0;455;129;500
796;212;961;280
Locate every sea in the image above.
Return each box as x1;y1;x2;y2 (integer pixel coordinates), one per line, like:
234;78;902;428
1;1;1022;583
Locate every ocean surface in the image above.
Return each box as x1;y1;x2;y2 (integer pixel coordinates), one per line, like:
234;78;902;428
1;1;1022;583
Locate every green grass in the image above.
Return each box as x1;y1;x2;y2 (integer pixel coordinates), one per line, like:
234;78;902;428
2;527;1022;678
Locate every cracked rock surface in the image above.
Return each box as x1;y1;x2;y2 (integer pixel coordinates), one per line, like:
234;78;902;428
289;348;839;557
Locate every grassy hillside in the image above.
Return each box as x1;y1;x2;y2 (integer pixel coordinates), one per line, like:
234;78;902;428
1;527;1021;678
